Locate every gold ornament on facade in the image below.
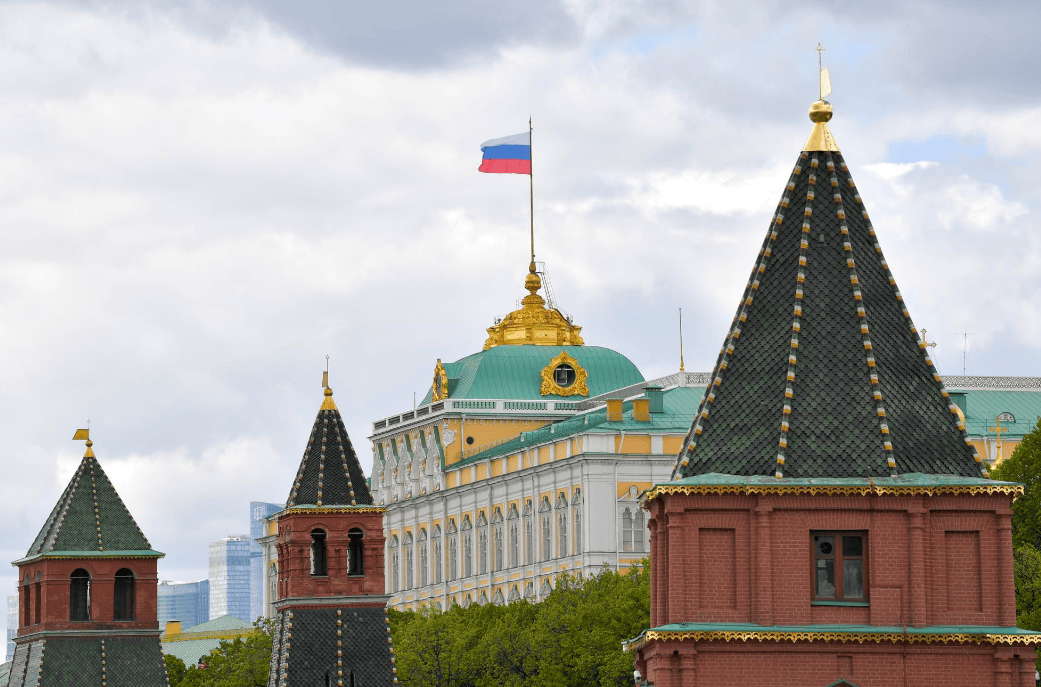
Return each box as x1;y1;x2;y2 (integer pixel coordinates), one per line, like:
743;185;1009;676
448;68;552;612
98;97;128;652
540;349;589;397
627;628;1041;652
431;359;449;402
644;481;1023;502
484;264;584;350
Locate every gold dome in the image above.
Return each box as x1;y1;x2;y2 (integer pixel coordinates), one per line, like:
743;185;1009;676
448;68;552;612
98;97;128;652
483;263;584;350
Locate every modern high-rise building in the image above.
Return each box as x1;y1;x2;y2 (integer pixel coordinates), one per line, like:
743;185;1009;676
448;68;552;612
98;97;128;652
249;502;281;621
157;580;210;629
6;593;16;662
208;535;251;622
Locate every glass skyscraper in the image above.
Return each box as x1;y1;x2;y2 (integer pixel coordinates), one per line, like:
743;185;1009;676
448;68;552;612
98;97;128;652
157;580;210;629
250;502;282;621
209;535;252;622
6;593;17;661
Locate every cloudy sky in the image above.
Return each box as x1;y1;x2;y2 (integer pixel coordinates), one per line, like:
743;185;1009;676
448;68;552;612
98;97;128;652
2;0;1040;617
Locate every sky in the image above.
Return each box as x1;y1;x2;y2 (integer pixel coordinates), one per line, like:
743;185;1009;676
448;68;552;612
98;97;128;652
2;0;1040;620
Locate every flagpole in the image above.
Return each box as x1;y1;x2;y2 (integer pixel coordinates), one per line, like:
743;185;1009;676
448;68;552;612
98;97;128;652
529;116;535;269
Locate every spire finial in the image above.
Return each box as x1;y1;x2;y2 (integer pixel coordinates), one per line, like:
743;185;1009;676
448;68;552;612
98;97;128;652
73;424;95;457
321;358;338;410
804;45;839;152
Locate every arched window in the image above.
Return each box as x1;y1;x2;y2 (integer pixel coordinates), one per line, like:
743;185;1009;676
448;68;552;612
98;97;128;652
523;500;534;564
476;512;488;575
556;493;569;558
432;525;443;584
573;489;583;555
491;509;504;572
310;529;328;576
22;574;30;627
268;563;278;604
447;520;458;581
404;531;414;590
34;571;41;625
418;529;429;587
347;528;364;576
113;568;135;621
389;535;400;593
539;498;552;562
634;509;645;553
70;569;91;621
622;508;634;552
507;505;519;568
462;516;473;578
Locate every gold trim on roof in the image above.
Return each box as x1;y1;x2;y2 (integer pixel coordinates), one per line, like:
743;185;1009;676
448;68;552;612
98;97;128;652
540;349;589;397
279;506;386;516
645;481;1023;502
431;359;449;402
484;264;583;349
629;629;1041;652
321;386;338;411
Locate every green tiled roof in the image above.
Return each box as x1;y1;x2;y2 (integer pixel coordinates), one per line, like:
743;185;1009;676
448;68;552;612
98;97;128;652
286;390;373;507
10;637;167;687
948;389;1041;438
160;637;224;667
677;148;984;481
463;385;706;464
183;615;253;633
420;345;644;404
23;452;155;560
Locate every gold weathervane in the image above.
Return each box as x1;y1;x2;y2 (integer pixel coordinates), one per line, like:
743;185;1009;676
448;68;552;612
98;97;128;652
73;424;95;458
321;355;338;410
804;44;840;152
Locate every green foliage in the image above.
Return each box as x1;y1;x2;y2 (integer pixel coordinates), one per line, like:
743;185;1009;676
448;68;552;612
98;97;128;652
393;563;649;687
991;418;1041;548
165;653;188;686
173;618;274;687
1012;544;1041;631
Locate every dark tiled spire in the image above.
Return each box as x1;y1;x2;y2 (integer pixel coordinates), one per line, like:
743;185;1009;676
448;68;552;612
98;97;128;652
25;442;153;557
286;386;373;507
674;101;986;481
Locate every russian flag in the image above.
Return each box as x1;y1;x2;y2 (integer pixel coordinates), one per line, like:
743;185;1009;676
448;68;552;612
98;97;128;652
479;132;531;175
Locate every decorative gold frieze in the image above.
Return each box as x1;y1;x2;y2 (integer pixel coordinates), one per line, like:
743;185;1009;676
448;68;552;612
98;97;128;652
540;349;589;397
630;628;1041;652
645;481;1024;502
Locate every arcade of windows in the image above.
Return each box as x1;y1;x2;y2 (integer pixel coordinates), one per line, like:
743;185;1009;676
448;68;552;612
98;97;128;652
308;527;367;578
21;567;136;625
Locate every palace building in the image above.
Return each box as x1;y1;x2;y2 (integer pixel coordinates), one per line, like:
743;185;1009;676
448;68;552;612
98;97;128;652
7;434;168;687
627;96;1041;686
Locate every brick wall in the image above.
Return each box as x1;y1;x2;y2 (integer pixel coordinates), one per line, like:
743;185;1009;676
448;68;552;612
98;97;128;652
276;510;386;600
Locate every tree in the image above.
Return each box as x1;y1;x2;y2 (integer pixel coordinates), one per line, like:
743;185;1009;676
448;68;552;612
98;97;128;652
176;618;274;687
1012;544;1041;631
991;418;1041;549
165;653;188;686
392;563;650;687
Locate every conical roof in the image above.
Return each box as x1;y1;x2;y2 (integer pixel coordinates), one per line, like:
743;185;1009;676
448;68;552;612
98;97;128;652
674;100;986;481
286;386;373;507
24;443;156;558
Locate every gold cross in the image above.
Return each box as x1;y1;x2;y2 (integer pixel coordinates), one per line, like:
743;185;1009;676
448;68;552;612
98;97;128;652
919;328;937;349
988;416;1007;463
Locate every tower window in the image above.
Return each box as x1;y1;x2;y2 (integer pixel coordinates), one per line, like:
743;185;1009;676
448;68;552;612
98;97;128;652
70;569;91;621
553;364;576;387
812;532;867;601
311;529;328;577
113;568;135;621
348;528;364;576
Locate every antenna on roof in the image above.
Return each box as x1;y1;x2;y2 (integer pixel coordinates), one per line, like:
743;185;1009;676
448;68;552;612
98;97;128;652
679;308;685;372
957;324;976;375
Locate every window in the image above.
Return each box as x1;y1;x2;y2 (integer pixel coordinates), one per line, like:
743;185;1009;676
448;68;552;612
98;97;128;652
418;529;429;587
70;569;91;621
462;516;473;577
634;509;645;552
432;525;443;584
22;575;30;627
539;498;552;562
389;536;400;593
509;521;519;568
554;364;576;387
347;528;364;575
269;563;278;604
492;509;504;571
113;568;135;621
310;529;328;576
33;572;41;625
447;520;459;581
622;507;645;553
477;513;488;574
812;532;866;601
573;490;583;555
523;500;534;564
404;531;414;590
556;494;569;558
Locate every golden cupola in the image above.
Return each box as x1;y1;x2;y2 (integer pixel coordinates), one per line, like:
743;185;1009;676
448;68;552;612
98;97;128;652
483;261;584;350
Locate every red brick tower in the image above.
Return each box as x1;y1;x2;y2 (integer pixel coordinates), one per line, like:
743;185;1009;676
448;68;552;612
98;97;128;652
267;380;396;686
628;93;1041;686
8;432;168;687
